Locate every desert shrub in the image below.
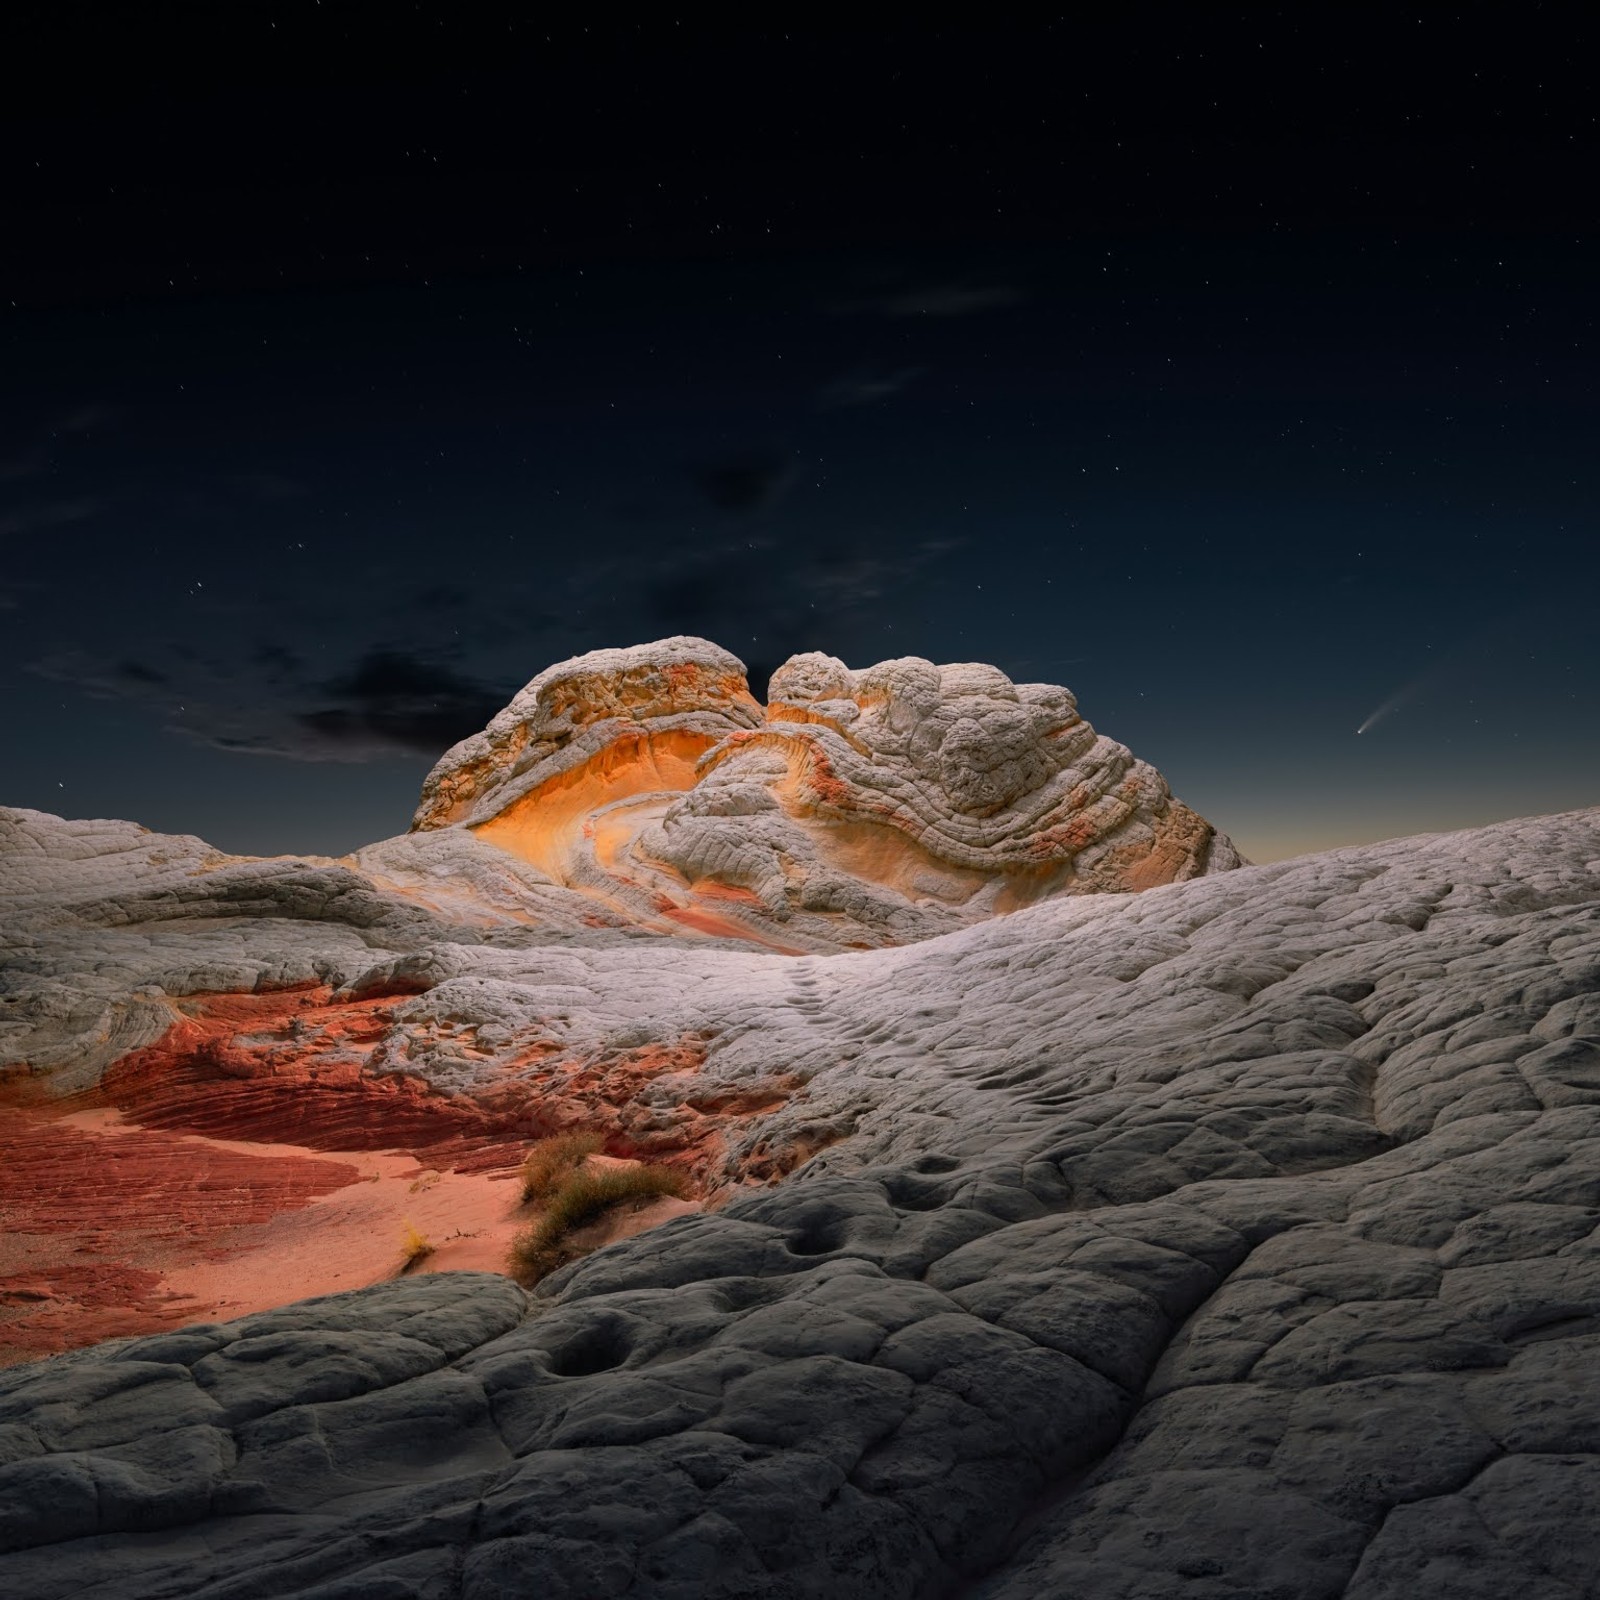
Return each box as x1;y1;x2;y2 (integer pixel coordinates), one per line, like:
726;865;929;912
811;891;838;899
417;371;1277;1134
519;1130;605;1204
399;1219;434;1269
509;1162;688;1285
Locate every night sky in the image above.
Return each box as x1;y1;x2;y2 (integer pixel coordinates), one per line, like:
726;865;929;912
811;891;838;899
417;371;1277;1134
3;10;1596;863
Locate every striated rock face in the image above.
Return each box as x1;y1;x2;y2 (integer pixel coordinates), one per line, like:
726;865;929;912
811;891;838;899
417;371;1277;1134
411;637;1241;950
412;636;763;834
643;649;1239;943
0;803;1598;1598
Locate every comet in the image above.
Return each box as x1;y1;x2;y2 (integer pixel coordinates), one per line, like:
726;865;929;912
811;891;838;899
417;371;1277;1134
1355;652;1448;737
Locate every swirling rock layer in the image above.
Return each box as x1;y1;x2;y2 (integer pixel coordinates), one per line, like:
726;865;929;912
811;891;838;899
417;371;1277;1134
413;637;1242;950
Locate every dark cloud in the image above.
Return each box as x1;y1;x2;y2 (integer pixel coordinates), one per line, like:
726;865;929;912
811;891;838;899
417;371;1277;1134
318;650;484;705
252;641;303;679
292;704;481;755
117;659;168;685
691;451;796;514
405;582;472;611
29;642;512;764
293;650;511;757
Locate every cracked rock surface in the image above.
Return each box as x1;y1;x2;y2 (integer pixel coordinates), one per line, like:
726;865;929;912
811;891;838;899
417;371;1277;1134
1;803;1598;1595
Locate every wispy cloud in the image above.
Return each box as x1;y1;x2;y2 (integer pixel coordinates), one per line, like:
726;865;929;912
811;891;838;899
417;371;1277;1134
58;403;114;434
0;576;50;612
0;450;47;483
0;401;116;487
838;283;1027;318
818;365;926;408
0;498;105;538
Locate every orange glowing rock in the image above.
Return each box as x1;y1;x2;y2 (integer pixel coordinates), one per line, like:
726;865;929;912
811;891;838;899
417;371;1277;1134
411;637;1242;951
412;638;761;833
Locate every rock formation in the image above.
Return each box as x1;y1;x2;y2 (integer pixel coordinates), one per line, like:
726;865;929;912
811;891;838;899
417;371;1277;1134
2;640;1598;1598
412;636;764;835
411;637;1242;949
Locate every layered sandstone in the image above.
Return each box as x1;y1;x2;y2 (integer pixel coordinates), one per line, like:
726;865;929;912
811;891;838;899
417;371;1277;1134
411;636;763;836
409;637;1241;949
640;649;1240;944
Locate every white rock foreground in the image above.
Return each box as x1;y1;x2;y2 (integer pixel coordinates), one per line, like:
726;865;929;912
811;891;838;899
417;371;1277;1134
1;648;1598;1597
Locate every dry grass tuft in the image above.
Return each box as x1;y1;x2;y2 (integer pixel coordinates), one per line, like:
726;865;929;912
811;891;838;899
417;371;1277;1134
519;1131;605;1204
399;1219;435;1270
509;1163;688;1286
